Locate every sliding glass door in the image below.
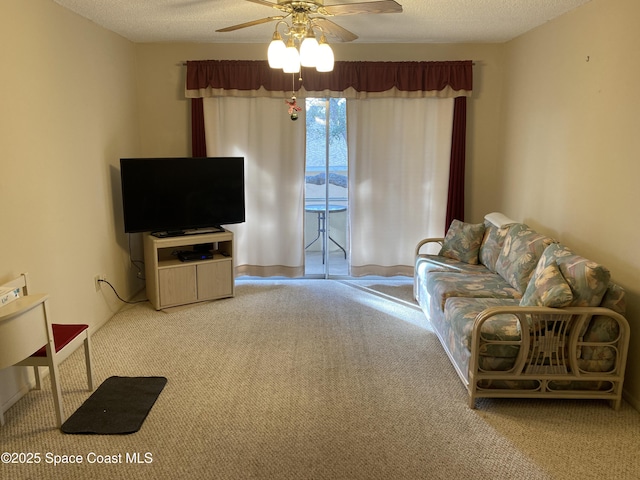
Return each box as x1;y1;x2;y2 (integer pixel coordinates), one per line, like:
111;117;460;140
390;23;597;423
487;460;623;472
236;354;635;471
304;98;348;277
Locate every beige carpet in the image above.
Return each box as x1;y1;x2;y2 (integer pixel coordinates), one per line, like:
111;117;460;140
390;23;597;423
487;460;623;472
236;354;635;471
1;279;639;479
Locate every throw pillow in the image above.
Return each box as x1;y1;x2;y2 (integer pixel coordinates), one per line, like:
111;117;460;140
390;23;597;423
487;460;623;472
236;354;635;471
494;224;555;293
520;260;573;307
479;223;512;273
438;220;486;265
536;243;611;307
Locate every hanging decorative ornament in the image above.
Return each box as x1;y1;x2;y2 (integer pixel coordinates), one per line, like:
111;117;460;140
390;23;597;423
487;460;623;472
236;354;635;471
285;95;302;121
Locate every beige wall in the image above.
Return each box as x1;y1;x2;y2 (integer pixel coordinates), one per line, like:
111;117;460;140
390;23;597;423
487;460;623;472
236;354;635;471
0;0;141;411
498;0;640;407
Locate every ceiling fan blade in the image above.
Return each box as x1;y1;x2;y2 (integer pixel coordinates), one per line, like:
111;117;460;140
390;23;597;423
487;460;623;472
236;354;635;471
216;16;285;33
313;17;358;42
321;0;403;16
245;0;289;13
245;0;278;7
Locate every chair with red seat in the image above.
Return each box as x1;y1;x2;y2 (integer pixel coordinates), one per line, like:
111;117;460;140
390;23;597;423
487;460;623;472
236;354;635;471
0;273;93;428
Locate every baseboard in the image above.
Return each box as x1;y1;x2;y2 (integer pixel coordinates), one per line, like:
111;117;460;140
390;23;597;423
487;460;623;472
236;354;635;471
1;368;38;420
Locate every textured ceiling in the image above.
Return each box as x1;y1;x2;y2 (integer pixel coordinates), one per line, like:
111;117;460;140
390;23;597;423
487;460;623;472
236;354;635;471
52;0;593;44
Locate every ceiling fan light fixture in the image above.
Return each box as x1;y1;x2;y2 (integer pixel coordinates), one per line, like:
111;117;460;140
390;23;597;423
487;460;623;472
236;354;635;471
282;36;301;73
267;30;286;68
299;31;319;68
315;36;334;72
218;0;401;73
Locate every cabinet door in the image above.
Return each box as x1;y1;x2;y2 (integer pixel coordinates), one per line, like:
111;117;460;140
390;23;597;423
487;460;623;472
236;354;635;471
159;266;197;307
197;261;233;299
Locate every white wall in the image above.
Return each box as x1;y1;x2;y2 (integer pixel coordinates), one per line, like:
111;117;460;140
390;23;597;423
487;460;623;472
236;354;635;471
0;0;141;415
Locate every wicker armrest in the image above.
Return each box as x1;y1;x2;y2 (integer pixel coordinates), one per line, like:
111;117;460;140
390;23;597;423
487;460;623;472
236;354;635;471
467;305;630;409
415;237;444;258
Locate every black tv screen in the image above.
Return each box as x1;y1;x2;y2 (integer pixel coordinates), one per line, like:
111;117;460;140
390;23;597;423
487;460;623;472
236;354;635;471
120;157;245;234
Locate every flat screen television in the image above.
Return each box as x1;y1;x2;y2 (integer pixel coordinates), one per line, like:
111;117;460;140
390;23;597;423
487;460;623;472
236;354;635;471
120;157;245;236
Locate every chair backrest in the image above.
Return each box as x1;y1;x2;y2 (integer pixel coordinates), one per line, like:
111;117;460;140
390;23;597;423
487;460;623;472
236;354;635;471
0;273;48;369
1;272;29;297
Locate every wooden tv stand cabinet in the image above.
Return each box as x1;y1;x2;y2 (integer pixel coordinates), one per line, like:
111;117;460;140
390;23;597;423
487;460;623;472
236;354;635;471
143;230;234;310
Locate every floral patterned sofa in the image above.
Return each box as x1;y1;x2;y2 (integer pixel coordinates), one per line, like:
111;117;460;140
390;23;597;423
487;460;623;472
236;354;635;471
414;213;630;409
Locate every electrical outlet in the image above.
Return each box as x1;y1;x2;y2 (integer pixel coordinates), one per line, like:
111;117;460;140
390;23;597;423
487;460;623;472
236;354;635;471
94;274;106;292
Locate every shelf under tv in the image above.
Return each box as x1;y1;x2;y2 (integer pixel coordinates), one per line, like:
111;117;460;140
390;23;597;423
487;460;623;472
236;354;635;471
151;226;224;238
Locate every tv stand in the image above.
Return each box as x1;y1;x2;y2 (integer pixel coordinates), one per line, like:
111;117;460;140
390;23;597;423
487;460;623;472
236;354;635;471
143;230;234;310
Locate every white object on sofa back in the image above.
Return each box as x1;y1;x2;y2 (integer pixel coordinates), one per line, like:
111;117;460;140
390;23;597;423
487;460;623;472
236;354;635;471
484;212;517;228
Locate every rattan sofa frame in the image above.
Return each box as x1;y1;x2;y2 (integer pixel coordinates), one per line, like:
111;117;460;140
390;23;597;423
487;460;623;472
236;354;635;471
414;238;630;409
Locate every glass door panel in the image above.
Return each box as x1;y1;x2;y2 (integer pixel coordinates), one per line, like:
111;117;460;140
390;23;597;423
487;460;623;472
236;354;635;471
304;98;348;277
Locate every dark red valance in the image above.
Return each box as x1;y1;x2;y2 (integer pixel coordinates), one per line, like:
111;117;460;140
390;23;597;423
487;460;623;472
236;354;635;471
186;60;472;99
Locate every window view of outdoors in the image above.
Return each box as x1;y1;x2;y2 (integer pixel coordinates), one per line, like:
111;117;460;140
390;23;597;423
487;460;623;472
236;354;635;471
304;98;349;276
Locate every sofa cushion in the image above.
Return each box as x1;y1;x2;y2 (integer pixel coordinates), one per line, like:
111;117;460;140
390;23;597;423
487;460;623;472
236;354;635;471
438;220;486;265
536;243;610;307
599;282;626;314
495;224;555;293
445;297;522;361
578;283;626;373
416;254;491;275
479;223;511;273
520;260;573;307
578;323;619;373
426;272;521;312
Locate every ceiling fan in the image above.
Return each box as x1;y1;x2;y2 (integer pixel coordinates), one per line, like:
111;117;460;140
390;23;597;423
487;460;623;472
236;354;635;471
216;0;404;43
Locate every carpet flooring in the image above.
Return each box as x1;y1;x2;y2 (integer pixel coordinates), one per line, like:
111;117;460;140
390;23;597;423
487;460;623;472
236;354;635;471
1;279;639;479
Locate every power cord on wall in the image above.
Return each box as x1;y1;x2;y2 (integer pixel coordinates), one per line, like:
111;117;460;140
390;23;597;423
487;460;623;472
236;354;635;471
98;278;148;305
129;234;145;281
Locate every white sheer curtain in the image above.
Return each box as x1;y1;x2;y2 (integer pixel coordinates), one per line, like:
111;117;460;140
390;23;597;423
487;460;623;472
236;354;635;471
347;97;454;276
203;96;306;277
